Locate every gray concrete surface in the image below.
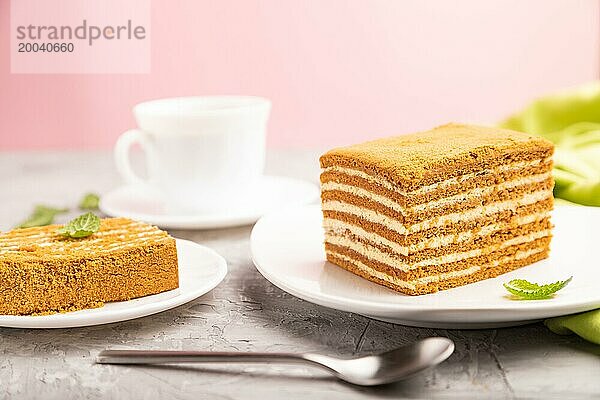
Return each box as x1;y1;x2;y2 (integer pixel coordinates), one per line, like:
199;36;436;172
0;150;599;399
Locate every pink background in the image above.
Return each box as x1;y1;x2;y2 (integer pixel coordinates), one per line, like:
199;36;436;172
1;0;599;149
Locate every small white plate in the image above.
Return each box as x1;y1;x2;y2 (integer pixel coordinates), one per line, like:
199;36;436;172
0;239;227;328
251;205;600;329
100;176;319;229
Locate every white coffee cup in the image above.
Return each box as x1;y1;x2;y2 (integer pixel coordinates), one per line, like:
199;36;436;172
114;96;271;213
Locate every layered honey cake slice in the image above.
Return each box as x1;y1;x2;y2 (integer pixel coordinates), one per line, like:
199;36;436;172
320;123;554;295
0;218;179;315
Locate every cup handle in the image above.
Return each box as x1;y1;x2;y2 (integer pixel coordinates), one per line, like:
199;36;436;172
114;129;152;185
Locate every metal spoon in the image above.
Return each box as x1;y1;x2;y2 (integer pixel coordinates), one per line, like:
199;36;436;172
96;337;454;386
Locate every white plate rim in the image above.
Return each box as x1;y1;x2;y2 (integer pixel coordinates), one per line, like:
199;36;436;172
250;205;600;323
0;239;227;329
99;175;320;229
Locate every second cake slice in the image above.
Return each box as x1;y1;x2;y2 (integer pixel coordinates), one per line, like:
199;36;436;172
0;218;179;315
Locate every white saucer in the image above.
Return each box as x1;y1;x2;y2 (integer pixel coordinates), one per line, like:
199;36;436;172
0;239;227;328
251;204;600;329
100;176;319;229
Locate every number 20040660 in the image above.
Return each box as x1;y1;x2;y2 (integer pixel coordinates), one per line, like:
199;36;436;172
18;42;74;52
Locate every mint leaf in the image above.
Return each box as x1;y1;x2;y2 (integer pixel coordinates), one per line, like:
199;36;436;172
57;212;101;238
504;277;572;300
16;205;68;228
79;192;100;210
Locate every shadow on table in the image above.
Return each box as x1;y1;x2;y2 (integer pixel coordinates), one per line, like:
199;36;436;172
124;363;426;398
168;224;253;244
128;363;335;383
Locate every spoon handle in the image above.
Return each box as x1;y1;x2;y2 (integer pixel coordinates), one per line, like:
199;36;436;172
96;350;309;365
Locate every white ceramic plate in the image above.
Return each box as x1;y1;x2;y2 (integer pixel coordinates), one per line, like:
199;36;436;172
100;175;319;229
251;205;600;329
0;239;227;328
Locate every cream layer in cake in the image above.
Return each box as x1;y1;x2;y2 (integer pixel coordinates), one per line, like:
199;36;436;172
324;229;551;271
323;210;550;256
321;171;551;213
327;246;546;291
321;189;553;235
322;157;552;196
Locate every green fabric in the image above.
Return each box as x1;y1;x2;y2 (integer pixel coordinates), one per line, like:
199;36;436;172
500;82;600;206
500;82;600;344
545;310;600;345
